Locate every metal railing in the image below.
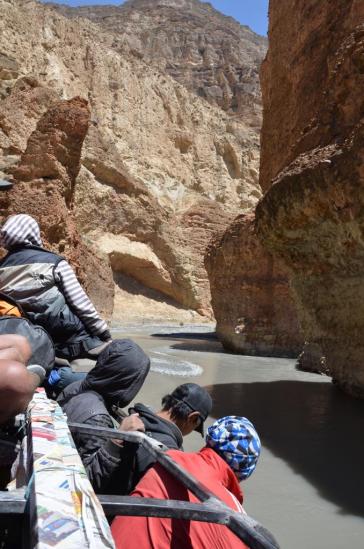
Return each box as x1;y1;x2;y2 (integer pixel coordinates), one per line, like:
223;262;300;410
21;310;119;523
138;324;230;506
0;489;26;514
0;420;279;549
68;422;279;549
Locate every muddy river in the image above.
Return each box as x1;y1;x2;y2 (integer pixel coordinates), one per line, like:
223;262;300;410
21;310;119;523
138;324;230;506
80;324;364;548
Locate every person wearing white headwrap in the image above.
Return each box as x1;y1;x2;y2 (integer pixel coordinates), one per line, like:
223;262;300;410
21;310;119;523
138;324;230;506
0;214;112;391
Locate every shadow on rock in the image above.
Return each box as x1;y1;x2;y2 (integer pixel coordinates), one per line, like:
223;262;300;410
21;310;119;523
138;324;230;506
206;380;364;518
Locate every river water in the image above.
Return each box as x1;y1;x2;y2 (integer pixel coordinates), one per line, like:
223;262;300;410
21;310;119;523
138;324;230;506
94;324;364;548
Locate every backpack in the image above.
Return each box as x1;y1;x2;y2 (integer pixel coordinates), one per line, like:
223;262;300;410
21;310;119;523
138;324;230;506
0;291;22;318
0;315;55;373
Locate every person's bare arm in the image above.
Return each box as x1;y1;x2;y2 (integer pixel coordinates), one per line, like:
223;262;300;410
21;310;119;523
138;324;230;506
0;359;38;424
0;336;44;387
0;335;31;363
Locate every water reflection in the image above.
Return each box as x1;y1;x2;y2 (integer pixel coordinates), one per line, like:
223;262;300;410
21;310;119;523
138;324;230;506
206;381;364;517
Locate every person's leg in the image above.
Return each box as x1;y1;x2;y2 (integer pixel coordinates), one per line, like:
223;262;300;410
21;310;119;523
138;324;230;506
56;335;110;361
83;340;112;358
48;366;86;393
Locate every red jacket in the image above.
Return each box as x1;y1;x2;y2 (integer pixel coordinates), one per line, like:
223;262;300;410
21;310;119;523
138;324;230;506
111;447;249;549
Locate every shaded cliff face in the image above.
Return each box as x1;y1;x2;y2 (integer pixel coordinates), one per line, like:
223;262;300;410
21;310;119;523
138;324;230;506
205;212;303;356
256;0;364;395
53;0;267;128
0;88;114;316
0;0;263;319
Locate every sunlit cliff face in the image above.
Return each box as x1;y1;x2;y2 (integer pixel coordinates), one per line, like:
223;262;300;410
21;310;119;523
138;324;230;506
0;0;265;322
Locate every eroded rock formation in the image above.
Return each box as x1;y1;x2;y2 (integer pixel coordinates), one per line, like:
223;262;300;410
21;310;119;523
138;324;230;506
0;89;113;316
205;212;303;356
0;52;19;100
256;0;364;395
0;77;58;179
0;0;263;320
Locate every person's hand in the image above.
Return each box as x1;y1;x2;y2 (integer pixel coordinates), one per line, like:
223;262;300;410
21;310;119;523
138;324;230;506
119;413;145;433
99;330;112;342
112;414;145;447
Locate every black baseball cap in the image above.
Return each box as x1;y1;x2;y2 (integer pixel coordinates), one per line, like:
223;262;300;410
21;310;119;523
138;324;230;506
170;383;212;436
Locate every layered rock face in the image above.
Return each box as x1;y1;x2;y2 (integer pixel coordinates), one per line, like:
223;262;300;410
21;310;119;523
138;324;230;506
205;212;303;356
0;86;114;316
54;0;266;127
0;0;263;320
0;52;20;100
256;1;364;395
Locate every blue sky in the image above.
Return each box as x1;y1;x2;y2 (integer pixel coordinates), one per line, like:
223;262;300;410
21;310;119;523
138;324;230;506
49;0;269;36
207;0;268;35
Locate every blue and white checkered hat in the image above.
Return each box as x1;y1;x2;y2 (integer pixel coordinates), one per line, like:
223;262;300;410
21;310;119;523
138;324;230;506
206;416;261;481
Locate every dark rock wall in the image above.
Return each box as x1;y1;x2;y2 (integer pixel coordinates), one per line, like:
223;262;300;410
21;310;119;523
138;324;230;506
256;0;364;395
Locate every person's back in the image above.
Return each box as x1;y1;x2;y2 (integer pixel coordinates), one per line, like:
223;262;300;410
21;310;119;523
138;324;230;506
0;214;111;362
111;447;248;549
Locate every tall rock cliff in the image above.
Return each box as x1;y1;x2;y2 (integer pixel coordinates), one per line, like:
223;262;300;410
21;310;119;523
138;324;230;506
205;212;303;356
256;0;364;396
53;0;266;128
0;0;264;321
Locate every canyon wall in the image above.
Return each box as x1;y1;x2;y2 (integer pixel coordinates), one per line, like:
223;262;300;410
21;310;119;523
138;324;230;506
205;212;303;356
256;0;364;395
0;0;264;321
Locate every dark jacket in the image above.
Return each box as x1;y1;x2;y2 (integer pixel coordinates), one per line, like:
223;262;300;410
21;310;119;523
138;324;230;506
127;403;183;489
0;245;99;358
57;339;150;493
59;384;130;494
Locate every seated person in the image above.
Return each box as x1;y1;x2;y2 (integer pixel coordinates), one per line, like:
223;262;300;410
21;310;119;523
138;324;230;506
111;416;262;549
0;302;59;399
0;334;43;489
123;383;213;491
0;214;112;391
58;339;151;493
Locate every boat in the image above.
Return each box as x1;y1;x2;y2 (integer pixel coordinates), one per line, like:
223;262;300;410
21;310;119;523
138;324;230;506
0;390;278;549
